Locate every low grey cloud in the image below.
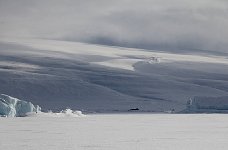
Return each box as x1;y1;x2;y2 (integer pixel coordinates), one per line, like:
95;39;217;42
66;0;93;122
0;0;228;53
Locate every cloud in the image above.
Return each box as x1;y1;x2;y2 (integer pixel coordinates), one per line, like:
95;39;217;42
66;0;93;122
0;0;228;53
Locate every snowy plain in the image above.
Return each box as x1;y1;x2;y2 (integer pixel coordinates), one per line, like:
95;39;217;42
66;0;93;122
1;114;228;150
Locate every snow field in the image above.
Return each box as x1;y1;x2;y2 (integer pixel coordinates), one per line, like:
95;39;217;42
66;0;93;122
1;114;228;150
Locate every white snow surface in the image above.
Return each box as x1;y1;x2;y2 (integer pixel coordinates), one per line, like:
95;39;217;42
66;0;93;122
0;114;228;150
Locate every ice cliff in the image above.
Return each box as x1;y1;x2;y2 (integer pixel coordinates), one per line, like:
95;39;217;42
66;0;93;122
0;94;41;117
185;96;228;113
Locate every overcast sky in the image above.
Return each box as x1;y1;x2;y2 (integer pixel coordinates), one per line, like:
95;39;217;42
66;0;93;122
0;0;228;52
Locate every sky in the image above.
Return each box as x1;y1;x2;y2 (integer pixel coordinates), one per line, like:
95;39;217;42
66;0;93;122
0;0;228;53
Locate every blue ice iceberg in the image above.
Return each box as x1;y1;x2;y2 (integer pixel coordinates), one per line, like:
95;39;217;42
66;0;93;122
184;96;228;113
0;94;41;117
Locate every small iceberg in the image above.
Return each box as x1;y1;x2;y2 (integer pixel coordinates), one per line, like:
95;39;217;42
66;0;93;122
0;94;41;117
26;108;84;117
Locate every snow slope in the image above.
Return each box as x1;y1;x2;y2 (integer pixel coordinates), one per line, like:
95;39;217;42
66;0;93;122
0;38;228;112
1;114;228;150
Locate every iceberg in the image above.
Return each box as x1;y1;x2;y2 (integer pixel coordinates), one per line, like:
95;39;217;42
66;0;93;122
184;96;228;113
0;94;41;117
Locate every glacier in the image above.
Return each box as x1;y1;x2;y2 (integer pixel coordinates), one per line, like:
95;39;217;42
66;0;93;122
1;38;228;112
0;94;41;117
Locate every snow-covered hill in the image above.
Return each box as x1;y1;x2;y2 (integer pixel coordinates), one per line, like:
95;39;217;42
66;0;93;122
0;38;228;112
